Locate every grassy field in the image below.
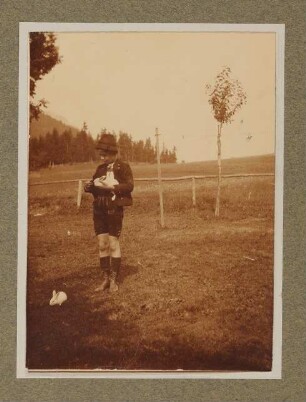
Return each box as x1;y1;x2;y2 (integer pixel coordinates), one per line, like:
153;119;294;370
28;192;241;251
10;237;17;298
27;155;275;371
29;154;274;182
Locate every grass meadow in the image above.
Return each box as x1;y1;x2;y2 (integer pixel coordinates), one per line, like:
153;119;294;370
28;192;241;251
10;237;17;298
27;155;275;371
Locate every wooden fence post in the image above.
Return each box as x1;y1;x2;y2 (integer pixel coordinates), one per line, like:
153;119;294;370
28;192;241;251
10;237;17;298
77;180;83;208
155;127;165;227
192;177;196;207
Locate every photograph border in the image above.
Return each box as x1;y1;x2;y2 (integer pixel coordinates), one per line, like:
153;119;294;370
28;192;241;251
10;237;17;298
0;1;305;401
17;22;284;380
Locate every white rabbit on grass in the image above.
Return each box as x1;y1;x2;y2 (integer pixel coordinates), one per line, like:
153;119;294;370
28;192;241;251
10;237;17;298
49;290;67;306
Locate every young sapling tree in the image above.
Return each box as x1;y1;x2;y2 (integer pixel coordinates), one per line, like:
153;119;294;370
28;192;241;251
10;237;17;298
206;67;247;216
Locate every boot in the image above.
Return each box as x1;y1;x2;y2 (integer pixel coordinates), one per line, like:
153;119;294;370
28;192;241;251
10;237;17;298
101;270;111;290
95;256;110;292
109;257;121;293
95;271;110;291
109;271;119;292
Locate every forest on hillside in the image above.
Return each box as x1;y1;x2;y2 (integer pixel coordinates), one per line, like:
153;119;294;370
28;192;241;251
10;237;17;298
29;113;80;139
29;124;177;170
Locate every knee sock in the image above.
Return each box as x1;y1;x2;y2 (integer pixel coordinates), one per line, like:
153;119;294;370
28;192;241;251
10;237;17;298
100;256;110;272
111;257;121;275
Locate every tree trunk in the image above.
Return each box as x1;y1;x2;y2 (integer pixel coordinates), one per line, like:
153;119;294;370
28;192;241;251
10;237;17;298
215;124;222;217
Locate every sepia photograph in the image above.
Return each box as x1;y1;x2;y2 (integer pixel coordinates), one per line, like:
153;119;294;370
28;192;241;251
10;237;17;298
18;23;284;377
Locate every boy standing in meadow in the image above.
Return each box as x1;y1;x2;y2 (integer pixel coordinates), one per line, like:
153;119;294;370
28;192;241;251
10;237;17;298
84;133;134;292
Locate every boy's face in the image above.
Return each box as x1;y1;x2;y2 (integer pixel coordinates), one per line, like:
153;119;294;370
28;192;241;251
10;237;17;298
98;149;117;164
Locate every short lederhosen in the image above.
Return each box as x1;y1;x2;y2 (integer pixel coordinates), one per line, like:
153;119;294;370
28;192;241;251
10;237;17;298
93;196;123;237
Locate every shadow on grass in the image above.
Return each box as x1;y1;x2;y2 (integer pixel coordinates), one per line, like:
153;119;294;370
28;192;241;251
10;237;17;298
26;290;141;370
27;300;272;371
26;261;141;370
127;334;272;371
26;259;272;371
119;264;138;283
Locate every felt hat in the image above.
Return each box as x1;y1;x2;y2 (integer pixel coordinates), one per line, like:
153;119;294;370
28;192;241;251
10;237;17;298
96;133;118;153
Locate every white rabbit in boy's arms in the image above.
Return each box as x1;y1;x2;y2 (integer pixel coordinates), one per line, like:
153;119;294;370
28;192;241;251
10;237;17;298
93;170;119;189
93;164;119;200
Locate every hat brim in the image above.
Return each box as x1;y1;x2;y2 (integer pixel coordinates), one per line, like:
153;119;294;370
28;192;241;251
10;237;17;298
96;144;118;153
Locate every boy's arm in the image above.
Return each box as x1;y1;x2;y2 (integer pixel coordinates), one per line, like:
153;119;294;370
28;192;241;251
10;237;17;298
84;166;107;195
84;179;95;193
113;163;134;195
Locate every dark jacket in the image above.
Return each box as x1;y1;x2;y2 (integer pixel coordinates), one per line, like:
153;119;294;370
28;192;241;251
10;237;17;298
89;159;134;207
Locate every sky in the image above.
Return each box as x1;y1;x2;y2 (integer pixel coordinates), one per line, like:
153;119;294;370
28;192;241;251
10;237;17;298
32;31;276;162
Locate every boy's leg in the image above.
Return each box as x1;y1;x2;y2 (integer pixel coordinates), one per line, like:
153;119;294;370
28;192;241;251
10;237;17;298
95;233;111;291
108;206;123;292
109;235;121;292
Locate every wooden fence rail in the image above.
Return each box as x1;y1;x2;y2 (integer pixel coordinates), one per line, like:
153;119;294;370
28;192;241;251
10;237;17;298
29;172;274;186
29;172;274;209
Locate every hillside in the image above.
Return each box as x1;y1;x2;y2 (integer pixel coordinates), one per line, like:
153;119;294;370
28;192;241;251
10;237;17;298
130;154;275;178
29;113;80;138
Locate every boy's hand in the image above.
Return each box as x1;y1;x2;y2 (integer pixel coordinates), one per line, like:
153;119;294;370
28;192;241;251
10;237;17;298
84;180;94;192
